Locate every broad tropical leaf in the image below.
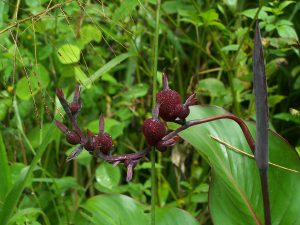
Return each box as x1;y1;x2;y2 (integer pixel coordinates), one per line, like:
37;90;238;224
179;106;300;225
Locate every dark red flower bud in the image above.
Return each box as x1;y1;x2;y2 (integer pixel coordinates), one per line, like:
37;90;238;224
94;133;113;154
70;83;81;115
157;89;182;121
84;129;95;151
142;118;166;146
56;88;64;99
66;130;81;145
156;72;196;122
69;102;81;115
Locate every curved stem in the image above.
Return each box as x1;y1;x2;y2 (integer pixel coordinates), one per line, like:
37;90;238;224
163;114;255;154
96;147;151;162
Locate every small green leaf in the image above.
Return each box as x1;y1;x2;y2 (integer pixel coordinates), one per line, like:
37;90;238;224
197;78;226;97
95;162;121;189
79;25;102;47
242;8;268;19
277;25;298;41
57;44;81;64
112;0;139;22
16;64;50;100
268;95;285;107
74;66;89;84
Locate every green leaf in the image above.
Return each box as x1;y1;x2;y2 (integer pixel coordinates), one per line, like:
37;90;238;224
273;112;300;124
162;1;194;14
125;83;149;100
221;44;239;52
0;131;11;202
16;64;50;100
268;95;285;107
95;162;121;190
82;194;149;225
278;1;295;11
57;44;81;64
156;207;199;225
277;25;298;41
74;66;89;85
82;194;198;225
197;78;226;97
112;0;139;22
179;106;300;225
241;8;268;19
79;25;102;47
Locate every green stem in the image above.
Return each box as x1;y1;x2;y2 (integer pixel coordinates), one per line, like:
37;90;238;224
151;1;161;224
151;149;156;225
12;0;20;21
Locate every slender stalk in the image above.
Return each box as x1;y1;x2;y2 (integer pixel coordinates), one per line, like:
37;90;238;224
259;170;271;225
12;0;20;21
151;149;156;225
151;1;161;224
162;114;255;153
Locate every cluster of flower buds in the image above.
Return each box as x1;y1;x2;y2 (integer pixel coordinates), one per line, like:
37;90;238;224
56;72;197;181
55;84;113;161
142;71;197;151
55;83;149;181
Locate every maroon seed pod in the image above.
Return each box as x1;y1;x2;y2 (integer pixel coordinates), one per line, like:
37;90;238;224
175;104;189;120
84;129;95;151
142;118;166;146
157;89;182;121
66;130;81;145
94;133;113;154
156;71;182;121
177;93;197;120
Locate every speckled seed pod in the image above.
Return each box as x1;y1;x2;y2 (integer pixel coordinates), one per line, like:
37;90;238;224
156;89;182;121
175;104;190;120
94;133;113;154
142;118;166;146
66;131;81;145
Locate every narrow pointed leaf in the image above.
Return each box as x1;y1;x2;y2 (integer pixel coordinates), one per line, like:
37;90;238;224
253;20;269;170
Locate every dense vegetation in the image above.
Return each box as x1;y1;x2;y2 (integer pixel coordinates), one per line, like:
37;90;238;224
0;0;299;224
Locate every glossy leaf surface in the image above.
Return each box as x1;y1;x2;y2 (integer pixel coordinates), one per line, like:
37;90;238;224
179;106;300;225
82;194;199;225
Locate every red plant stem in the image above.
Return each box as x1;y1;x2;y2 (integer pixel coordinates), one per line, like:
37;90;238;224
163;114;255;154
96;147;152;162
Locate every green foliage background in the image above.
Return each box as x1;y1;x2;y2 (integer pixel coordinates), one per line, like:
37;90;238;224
0;0;299;224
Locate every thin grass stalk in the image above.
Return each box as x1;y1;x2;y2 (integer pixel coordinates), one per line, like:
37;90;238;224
151;0;161;224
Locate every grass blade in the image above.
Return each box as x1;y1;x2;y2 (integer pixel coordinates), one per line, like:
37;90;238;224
253;20;271;225
0;131;12;202
0;125;54;225
82;52;136;88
